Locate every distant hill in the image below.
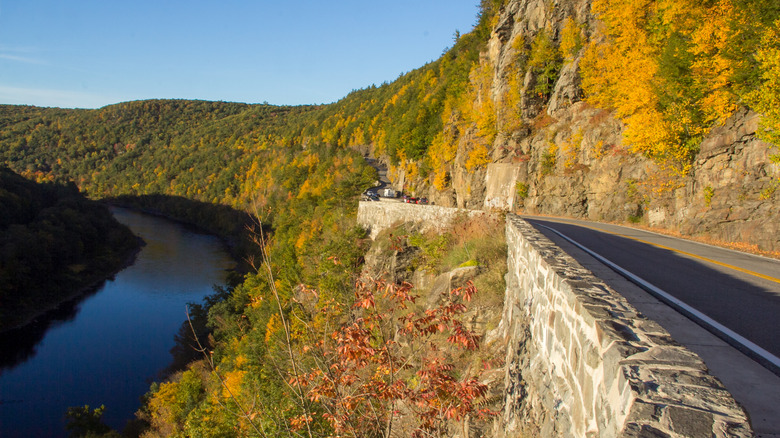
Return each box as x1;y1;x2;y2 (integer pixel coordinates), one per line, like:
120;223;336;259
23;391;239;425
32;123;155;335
0;0;778;252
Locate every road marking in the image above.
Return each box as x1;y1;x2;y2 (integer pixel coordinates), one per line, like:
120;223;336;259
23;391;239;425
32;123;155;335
526;217;780;285
534;222;780;377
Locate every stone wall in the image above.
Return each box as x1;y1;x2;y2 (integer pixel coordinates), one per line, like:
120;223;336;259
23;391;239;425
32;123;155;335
497;214;752;437
356;202;752;436
356;201;492;239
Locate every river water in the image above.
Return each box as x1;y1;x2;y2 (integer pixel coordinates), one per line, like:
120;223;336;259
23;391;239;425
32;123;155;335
0;207;235;437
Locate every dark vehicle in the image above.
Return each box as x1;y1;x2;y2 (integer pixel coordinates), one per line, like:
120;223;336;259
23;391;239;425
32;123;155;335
363;191;380;201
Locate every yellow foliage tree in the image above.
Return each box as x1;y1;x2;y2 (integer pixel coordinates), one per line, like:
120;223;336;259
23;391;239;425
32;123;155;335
465;142;491;171
455;59;497;173
747;20;780;147
582;0;778;175
563;129;584;170
560;17;583;61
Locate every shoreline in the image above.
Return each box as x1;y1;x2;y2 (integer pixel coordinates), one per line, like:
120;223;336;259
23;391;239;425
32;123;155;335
106;199;251;273
0;236;145;335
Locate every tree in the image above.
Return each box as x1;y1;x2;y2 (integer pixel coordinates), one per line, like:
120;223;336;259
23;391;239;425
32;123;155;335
528;28;562;96
747;20;780;147
291;277;494;437
559;17;583;61
64;405;117;438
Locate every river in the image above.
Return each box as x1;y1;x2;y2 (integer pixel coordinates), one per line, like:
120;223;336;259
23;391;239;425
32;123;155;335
0;207;236;437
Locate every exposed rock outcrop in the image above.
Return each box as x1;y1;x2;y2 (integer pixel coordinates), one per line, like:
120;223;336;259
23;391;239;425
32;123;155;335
385;0;779;252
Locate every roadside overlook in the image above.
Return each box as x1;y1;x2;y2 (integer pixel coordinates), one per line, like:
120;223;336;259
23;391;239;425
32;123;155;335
0;0;777;435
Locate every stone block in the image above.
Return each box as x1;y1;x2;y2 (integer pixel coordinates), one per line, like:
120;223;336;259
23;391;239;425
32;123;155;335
621;423;672;438
625;399;663;424
622;346;707;371
581;372;595;418
666;406;714;438
584;341;601;370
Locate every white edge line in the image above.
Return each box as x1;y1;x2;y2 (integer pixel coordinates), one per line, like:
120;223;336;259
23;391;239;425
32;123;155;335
534;222;780;375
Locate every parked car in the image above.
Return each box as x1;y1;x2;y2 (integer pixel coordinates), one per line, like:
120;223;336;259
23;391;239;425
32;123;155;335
380;188;397;198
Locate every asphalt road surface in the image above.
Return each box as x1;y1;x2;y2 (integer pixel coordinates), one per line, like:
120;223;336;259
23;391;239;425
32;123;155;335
364;158;390;195
523;216;780;373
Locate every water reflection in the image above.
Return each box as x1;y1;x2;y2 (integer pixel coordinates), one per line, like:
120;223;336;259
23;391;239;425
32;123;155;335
0;207;235;437
0;288;96;373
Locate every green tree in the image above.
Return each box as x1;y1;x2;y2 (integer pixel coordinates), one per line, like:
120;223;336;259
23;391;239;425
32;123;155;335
528;28;562;96
64;405;117;438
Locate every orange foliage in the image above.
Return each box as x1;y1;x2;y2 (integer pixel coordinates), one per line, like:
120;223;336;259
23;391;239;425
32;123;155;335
292;278;494;437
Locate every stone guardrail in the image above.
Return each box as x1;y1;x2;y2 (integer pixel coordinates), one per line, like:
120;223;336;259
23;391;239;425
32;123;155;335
498;214;752;437
357;201;491;239
355;202;752;436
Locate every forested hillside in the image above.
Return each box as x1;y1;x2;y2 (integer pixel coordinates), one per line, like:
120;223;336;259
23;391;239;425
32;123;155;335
2;0;778;203
0;167;138;331
3;0;777;251
1;0;779;435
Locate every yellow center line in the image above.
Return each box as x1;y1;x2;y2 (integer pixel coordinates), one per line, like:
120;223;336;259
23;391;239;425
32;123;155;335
528;218;780;285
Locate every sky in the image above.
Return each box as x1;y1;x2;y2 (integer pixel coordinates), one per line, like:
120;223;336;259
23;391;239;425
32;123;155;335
0;1;480;109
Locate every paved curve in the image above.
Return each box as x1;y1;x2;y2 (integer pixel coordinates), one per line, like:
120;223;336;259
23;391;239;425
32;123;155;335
522;216;780;368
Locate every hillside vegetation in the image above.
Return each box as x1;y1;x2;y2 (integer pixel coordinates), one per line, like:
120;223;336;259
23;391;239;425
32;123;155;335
3;0;777;219
1;0;779;435
581;0;780;174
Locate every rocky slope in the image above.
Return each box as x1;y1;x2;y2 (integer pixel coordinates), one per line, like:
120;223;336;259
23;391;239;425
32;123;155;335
385;0;779;252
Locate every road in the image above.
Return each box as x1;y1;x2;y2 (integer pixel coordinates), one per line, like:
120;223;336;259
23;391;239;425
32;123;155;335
522;215;780;435
364;158;404;202
524;216;780;364
364;158;390;193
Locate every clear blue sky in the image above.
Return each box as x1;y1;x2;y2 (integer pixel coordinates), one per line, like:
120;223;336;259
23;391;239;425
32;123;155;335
0;1;480;109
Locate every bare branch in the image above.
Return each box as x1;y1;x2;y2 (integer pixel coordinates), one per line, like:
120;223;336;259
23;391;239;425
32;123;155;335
186;307;268;437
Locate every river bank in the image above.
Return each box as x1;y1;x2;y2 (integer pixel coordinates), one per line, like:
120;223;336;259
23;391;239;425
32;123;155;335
0;207;236;437
0;233;144;335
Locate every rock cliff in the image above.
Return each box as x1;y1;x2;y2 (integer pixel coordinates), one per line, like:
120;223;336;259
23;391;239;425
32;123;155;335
384;0;779;252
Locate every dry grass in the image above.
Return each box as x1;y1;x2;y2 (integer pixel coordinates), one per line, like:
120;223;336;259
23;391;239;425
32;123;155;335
532;110;556;130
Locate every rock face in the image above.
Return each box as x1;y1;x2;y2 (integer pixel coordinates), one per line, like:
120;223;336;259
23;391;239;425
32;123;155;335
385;0;780;252
677;109;779;249
483;163;521;210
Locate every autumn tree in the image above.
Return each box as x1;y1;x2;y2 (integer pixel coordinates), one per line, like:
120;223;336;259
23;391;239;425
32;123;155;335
747;19;780;147
581;0;779;175
559;17;583;61
528;28;562;97
291;277;494;437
